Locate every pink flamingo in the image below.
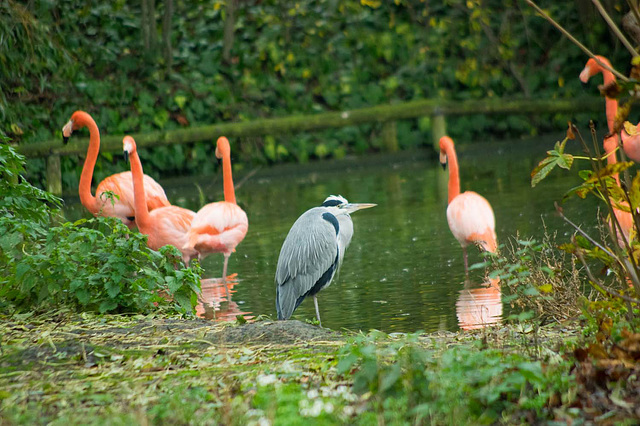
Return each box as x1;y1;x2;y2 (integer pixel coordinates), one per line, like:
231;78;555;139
579;56;618;134
620;124;640;162
185;137;248;295
123;136;198;265
580;56;640;162
580;58;634;245
439;136;497;275
62;111;169;228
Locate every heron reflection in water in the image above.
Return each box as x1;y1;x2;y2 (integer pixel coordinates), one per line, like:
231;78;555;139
455;278;502;330
196;277;252;321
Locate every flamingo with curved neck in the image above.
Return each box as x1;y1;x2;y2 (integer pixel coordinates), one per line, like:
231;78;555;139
580;56;617;134
580;58;635;245
439;136;497;275
580;56;640;162
123;136;197;264
185;136;249;296
62;111;169;228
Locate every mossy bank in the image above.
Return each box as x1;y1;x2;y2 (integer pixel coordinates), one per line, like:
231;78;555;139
3;313;638;425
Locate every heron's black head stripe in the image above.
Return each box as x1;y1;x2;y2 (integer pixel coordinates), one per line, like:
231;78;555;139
322;212;339;235
322;199;342;207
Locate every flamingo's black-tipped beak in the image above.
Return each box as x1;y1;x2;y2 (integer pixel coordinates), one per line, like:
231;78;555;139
439;151;447;170
63;136;69;144
123;151;129;163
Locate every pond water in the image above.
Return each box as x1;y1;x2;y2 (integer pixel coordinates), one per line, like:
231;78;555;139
63;133;600;333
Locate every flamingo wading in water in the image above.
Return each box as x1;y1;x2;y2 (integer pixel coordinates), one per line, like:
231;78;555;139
123;136;198;265
62;111;169;228
184;137;249;296
439;136;497;275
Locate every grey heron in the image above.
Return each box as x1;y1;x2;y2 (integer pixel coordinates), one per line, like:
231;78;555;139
275;195;376;326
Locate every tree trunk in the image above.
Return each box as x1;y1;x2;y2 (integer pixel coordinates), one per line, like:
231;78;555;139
162;0;174;71
148;0;158;51
141;0;150;49
223;0;237;63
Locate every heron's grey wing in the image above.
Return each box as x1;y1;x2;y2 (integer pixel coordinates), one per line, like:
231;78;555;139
275;207;339;320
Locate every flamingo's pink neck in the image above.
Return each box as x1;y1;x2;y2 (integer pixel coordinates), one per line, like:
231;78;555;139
444;145;461;204
605;98;618;134
593;57;617;133
129;149;151;229
221;150;236;204
78;115;100;213
604;135;621;185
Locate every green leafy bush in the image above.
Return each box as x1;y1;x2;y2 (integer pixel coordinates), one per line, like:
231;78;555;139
0;138;62;226
0;143;202;315
337;331;572;424
2;217;202;315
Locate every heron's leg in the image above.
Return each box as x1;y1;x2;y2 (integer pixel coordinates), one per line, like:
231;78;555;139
222;253;231;300
313;295;322;327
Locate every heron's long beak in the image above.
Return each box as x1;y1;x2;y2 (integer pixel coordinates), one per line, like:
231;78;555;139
343;203;376;214
123;151;129;163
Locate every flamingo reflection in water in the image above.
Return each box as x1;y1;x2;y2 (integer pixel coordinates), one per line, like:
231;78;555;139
455;278;502;330
195;277;253;321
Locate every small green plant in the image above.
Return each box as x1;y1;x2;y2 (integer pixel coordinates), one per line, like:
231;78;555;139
0;139;62;227
486;234;585;324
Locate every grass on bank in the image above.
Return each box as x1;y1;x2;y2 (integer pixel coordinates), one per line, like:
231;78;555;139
1;311;586;425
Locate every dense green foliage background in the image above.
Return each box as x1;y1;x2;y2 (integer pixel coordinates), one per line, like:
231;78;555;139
1;0;629;189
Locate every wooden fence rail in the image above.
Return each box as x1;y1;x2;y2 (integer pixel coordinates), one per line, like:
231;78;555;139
19;96;603;195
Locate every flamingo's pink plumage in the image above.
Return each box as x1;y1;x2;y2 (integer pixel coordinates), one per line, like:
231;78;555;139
439;136;497;274
124;136;197;265
580;57;634;245
63;111;169;228
185;137;248;286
